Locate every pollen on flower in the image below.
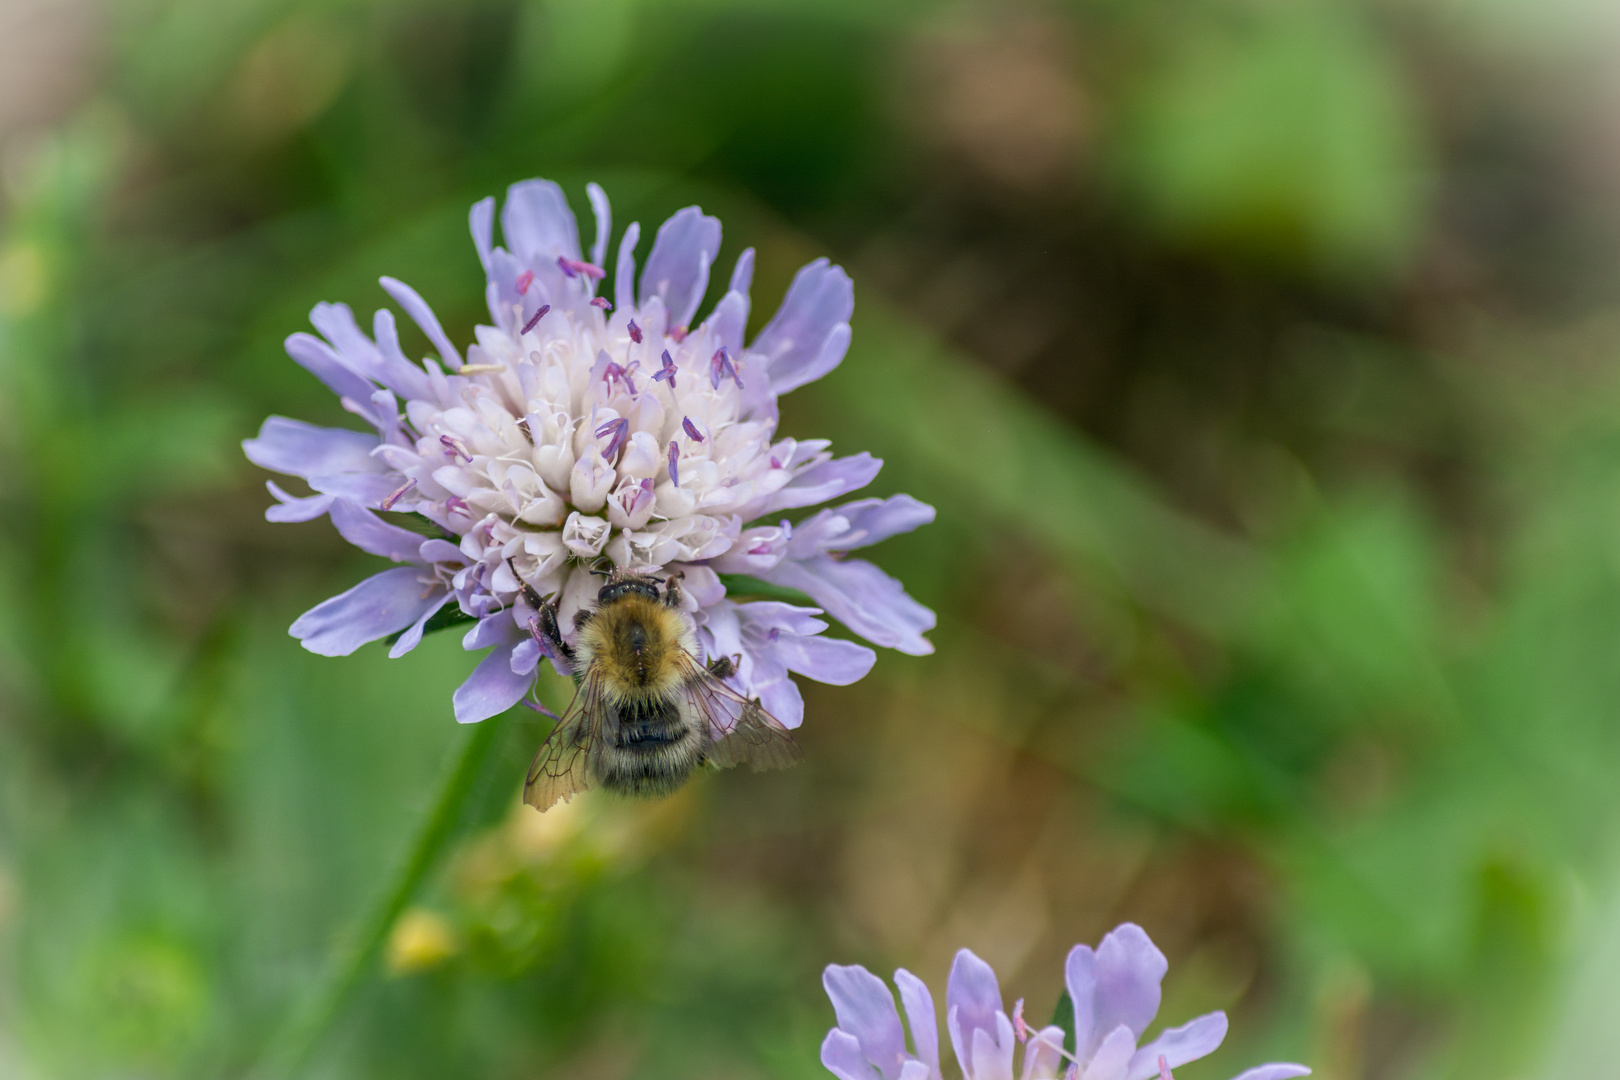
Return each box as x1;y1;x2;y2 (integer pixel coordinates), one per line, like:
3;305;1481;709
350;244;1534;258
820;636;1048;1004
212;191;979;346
590;296;612;310
440;434;472;462
628;319;643;344
557;256;606;280
515;269;534;294
522;304;550;333
1013;999;1029;1043
709;346;743;389
682;416;704;442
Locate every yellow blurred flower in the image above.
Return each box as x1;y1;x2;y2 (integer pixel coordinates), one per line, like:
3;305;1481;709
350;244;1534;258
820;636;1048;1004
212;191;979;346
386;908;459;975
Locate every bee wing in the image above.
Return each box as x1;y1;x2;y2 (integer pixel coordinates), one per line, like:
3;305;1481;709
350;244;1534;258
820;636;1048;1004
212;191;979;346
678;660;803;773
523;671;604;811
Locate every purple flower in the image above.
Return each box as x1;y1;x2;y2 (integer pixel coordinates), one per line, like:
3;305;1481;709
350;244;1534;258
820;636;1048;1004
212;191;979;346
821;924;1310;1080
243;177;934;724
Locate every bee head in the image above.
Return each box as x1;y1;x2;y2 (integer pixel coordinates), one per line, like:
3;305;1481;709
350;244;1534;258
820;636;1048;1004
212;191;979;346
594;565;663;606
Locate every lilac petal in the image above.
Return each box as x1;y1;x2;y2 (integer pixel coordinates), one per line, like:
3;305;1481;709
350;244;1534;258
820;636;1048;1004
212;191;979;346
830;495;937;551
244;417;381;479
899;1063;933;1080
774;632;876;686
824;965;907;1080
972;1015;1017;1080
470;195;495;271
452;641;533;723
379;277;459;370
639;205;721;327
284;332;377;405
1094;924;1168;1045
822;1029;879;1080
709;247;756;351
614;221;641;315
747;655;805;729
894;969;940;1076
1227;1066;1310;1080
763;556;935;655
1023;1026;1067;1080
766;453;883;514
1124;1013;1226;1080
370;308;436;402
388;592;451;659
501;178;581;263
265;481;335;523
463;612;518;651
329;499;426;562
750;257;854;392
947;949;1004;1070
290;567;439;656
1067;945;1099;1062
586;181;611;269
1081;1025;1137;1080
306;471;405;507
511;636;540;675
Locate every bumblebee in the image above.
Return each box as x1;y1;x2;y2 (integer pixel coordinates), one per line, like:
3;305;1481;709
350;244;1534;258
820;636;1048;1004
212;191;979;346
515;566;801;811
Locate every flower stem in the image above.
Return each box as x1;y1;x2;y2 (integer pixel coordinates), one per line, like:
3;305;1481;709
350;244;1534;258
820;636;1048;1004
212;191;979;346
250;716;503;1078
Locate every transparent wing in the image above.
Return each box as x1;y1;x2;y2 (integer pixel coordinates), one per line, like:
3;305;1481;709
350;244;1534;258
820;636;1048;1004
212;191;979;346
523;671;604;811
678;658;803;773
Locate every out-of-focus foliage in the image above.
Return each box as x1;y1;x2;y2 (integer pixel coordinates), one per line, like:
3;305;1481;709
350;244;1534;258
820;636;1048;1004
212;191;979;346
5;0;1620;1078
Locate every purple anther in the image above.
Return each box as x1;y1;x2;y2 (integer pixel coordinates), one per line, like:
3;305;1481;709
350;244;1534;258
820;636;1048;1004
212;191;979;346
622;361;639;396
780;518;793;539
628;319;643;344
766;627;780;642
770;456;782;470
595;417;630;459
439;434;473;462
445;495;471;518
668;440;680;487
669;324;689;344
708;346;743;390
652;349;677;389
522;304;550;334
380;479;415;511
515;269;534;295
558;257;606;280
1157;1057;1174;1080
681;416;704;442
748;541;772;555
1012;1000;1029;1044
590;296;612;311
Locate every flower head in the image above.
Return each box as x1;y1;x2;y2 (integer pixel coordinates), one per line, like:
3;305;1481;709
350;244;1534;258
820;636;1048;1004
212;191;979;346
244;178;935;723
821;924;1309;1080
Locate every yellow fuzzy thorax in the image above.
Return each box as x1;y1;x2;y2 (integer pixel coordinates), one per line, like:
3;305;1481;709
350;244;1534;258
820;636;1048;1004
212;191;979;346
577;593;694;703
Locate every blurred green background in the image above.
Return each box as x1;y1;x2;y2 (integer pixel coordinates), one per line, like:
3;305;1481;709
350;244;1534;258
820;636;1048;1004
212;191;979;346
6;0;1620;1076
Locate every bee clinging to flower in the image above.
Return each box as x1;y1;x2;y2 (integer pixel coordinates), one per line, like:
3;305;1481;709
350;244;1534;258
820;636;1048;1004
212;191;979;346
516;565;800;810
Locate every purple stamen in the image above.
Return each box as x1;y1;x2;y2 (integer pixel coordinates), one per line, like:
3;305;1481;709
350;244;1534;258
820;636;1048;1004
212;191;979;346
522;304;550;334
748;541;772;555
622;361;639;396
669;324;688;344
682;416;704;442
780;518;793;539
708;346;743;390
668;441;680;487
652;349;677;390
595;417;629;459
590;296;612;311
446;495;472;518
1158;1057;1174;1080
380;479;415;510
516;269;534;295
439;434;473;462
770;456;782;470
766;627;780;642
628;319;643;344
557;257;606;280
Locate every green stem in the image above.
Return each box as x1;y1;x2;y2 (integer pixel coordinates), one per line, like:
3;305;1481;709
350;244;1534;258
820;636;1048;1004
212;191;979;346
250;717;502;1078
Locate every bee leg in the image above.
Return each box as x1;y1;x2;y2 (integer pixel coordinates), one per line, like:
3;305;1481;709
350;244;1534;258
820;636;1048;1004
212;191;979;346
506;557;545;612
662;571;685;609
706;654;735;680
530;595;577;672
